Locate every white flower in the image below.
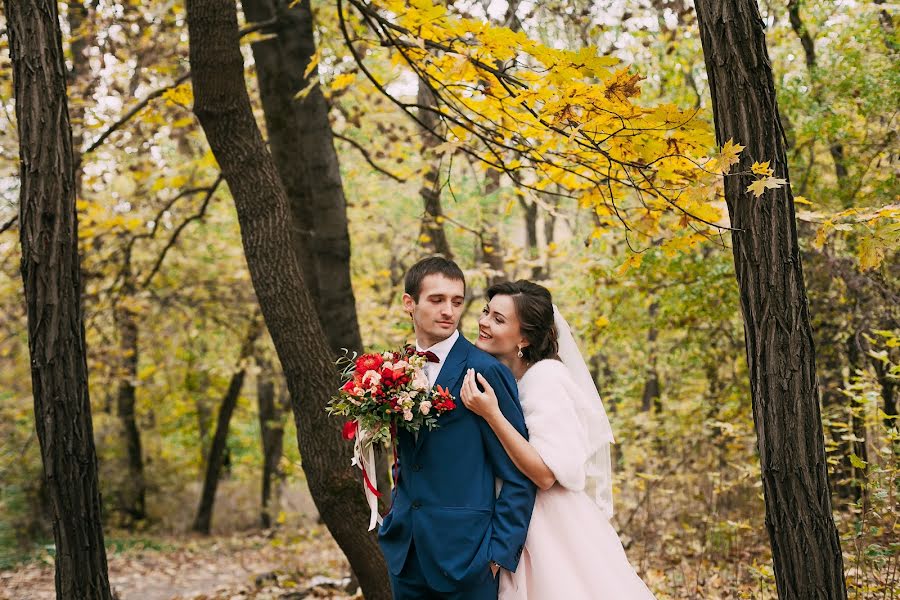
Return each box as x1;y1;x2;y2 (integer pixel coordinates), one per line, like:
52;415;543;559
418;401;432;415
413;369;430;390
382;351;394;360
403;408;414;421
362;370;381;389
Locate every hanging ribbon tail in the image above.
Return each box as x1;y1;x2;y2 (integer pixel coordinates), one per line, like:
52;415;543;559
351;425;383;531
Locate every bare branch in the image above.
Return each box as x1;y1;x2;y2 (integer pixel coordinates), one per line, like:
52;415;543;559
333;132;407;182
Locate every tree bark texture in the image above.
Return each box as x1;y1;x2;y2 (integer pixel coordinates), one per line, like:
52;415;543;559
5;0;113;597
694;2;847;598
193;318;261;534
185;1;391;595
243;0;363;357
244;0;396;525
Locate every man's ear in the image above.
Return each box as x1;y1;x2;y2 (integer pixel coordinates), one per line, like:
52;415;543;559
402;293;416;316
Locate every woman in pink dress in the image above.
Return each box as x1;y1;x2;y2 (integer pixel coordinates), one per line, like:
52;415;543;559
461;280;656;600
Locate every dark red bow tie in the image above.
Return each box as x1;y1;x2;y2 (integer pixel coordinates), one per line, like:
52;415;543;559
422;351;440;363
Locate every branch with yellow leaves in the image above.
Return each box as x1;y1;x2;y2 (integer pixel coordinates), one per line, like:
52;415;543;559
339;0;745;246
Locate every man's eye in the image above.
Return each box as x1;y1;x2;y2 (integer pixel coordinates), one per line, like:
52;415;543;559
481;306;489;314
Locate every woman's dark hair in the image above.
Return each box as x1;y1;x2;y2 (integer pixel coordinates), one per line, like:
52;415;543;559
487;280;559;363
404;256;466;302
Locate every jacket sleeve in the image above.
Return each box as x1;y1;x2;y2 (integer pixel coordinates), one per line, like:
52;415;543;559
478;362;537;571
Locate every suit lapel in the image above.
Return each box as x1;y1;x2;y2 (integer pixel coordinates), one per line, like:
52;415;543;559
414;335;470;454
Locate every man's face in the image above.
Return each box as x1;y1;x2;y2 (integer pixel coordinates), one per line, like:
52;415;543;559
403;274;465;348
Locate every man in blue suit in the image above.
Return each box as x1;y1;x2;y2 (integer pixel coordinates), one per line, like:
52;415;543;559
378;257;536;599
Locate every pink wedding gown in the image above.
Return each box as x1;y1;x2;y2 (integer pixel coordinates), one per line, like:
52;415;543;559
500;360;656;600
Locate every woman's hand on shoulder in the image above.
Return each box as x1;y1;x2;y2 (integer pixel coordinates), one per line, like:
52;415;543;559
461;369;502;422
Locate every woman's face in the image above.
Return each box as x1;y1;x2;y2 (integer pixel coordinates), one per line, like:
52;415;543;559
475;294;527;359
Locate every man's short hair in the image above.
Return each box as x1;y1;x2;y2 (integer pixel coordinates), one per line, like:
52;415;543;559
404;256;465;302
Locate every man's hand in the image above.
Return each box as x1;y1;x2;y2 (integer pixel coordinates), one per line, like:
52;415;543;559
490;561;501;578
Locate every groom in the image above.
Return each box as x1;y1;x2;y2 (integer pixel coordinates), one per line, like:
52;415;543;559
378;257;536;599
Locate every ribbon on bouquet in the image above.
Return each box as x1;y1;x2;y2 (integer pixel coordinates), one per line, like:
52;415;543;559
350;422;383;531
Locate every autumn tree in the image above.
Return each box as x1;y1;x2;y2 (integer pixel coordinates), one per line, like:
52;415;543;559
185;0;390;596
694;0;847;597
4;0;114;596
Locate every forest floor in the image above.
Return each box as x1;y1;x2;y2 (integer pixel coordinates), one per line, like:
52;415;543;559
0;528;358;600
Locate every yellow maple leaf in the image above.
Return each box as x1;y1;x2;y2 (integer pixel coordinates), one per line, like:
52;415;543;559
793;196;812;205
718;139;745;174
751;161;773;176
747;176;788;197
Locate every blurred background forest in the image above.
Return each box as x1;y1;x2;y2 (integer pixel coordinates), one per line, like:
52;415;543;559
0;0;897;598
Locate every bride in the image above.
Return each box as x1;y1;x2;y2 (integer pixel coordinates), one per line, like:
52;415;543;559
460;280;656;600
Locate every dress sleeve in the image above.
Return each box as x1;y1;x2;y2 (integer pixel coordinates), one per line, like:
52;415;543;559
523;362;591;491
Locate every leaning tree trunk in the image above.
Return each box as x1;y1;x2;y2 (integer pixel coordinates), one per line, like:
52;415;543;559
244;0;393;527
5;0;113;597
193;316;261;534
185;1;391;596
694;2;847;598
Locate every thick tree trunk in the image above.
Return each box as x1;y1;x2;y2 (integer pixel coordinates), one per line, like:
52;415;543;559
257;354;287;528
185;1;391;595
6;0;113;597
243;0;363;357
694;2;847;598
193;318;261;534
243;0;394;523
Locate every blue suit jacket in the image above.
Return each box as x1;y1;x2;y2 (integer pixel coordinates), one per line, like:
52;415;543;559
378;335;536;592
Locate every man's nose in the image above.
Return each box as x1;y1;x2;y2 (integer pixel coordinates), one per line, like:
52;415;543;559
440;301;453;316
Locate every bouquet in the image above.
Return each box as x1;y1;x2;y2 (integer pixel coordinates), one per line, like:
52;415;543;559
327;345;458;529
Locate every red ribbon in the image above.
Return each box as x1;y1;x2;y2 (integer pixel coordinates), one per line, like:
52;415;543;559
361;462;382;498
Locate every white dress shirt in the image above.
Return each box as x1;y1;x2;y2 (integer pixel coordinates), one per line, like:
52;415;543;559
416;329;459;387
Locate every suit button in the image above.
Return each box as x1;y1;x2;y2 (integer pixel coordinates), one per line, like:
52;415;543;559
412;464;422;472
412;501;421;509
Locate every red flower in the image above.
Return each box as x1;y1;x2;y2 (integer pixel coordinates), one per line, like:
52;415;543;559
342;420;358;440
341;379;358;393
433;385;457;412
355;353;384;375
380;364;410;388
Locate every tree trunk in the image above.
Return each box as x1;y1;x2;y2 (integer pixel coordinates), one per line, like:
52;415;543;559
694;2;847;598
640;302;661;413
193;317;261;534
6;0;113;597
115;270;146;522
185;1;391;595
244;0;394;522
257;354;287;528
846;331;869;501
243;0;363;357
417;78;453;258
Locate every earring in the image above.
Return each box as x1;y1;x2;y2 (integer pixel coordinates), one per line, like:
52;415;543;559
517;348;524;358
